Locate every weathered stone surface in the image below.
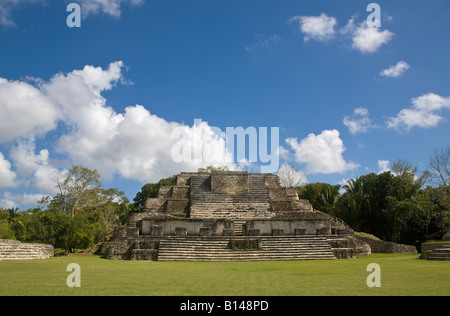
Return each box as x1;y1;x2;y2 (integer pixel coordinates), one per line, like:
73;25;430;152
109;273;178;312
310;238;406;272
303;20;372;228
102;171;372;261
175;227;187;237
356;235;417;253
211;171;250;194
199;227;212;237
0;240;53;261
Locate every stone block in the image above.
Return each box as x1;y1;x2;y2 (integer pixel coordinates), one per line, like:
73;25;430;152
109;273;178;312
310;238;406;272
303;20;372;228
175;227;187;237
166;199;189;213
248;229;260;236
230;239;261;251
222;229;234;236
151;225;163;237
272;229;284;236
294;229;306;235
211;172;249;194
131;249;158;261
199;227;212;237
316;228;329;235
172;186;190;198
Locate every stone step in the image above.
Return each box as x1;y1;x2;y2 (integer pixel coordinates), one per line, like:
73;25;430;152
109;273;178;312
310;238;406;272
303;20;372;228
158;250;335;259
191;204;271;209
159;244;332;250
426;246;450;261
434;248;450;253
158;254;334;260
426;253;450;261
190;209;273;219
157;236;336;261
158;254;335;261
191;199;270;204
190;210;272;216
0;242;53;260
233;221;246;236
0;250;40;256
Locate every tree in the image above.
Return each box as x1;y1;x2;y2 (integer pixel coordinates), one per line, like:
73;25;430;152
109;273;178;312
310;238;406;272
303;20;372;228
277;163;307;188
133;177;172;210
40;166;104;219
6;207;19;223
321;184;341;214
0;221;16;240
334;177;367;231
0;209;16;239
35;165;129;251
66;166;102;218
427;147;450;189
297;183;340;214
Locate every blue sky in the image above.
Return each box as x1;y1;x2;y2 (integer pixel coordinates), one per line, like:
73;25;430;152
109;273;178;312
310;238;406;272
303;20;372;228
1;0;449;209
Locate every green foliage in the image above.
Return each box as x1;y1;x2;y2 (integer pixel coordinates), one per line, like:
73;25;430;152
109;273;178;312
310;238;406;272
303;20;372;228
4;165;134;253
133;177;172;209
1;168;175;253
298;159;449;247
297;183;341;214
0;220;16;240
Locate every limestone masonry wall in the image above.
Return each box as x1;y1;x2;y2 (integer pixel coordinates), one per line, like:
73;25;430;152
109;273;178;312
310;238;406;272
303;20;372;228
0;239;54;261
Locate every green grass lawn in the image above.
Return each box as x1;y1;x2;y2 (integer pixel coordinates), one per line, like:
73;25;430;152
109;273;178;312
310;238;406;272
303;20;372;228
0;254;449;296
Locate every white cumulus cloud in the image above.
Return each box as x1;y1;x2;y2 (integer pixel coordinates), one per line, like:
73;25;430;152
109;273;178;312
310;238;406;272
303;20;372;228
0;0;143;26
0;192;46;209
380;61;410;78
0;77;59;142
78;0;144;18
286;130;358;174
377;160;390;173
290;14;337;42
1;61;237;189
0;152;17;189
290;14;394;54
9;141;62;194
349;21;394;53
343;107;377;135
387;93;450;132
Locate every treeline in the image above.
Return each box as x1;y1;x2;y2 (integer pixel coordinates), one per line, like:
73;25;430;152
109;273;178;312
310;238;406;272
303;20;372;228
1;150;448;253
0;166;134;253
297;155;449;248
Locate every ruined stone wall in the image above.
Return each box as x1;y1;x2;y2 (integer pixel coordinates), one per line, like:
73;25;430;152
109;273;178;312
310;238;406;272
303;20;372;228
356;235;417;253
140;219;233;237
0;240;53;260
246;219;331;236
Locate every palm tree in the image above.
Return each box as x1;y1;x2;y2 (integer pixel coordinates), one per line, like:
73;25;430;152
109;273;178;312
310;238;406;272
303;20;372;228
7;207;19;223
320;185;341;214
338;178;368;231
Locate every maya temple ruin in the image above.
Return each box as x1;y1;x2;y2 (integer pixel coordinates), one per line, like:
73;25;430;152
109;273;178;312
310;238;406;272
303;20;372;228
101;171;372;261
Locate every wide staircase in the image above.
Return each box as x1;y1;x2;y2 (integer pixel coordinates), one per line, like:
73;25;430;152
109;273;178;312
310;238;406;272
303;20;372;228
0;240;53;261
425;244;450;261
189;174;273;219
157;236;336;261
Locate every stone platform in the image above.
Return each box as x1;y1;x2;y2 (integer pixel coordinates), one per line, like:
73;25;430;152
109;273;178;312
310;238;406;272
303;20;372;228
0;239;54;261
102;171;368;261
